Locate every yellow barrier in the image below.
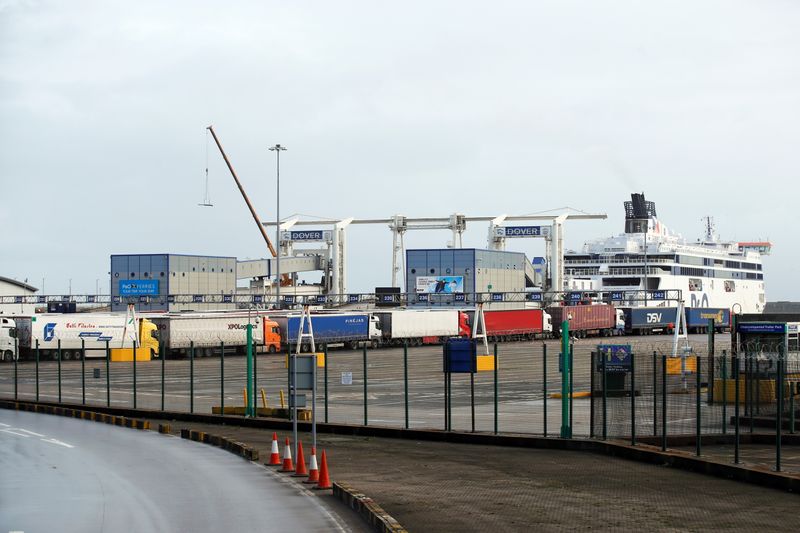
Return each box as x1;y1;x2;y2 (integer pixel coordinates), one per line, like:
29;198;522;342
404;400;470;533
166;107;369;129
476;355;496;372
211;406;312;420
666;356;697;375
110;348;151;362
712;379;799;404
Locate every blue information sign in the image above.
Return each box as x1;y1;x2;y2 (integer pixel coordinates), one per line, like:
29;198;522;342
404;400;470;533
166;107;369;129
491;293;504;302
283;295;295;304
38;295;46;303
223;295;233;303
252;295;263;303
315;295;327;304
119;280;159;296
87;295;95;303
192;295;203;303
139;296;148;303
14;296;22;303
382;294;394;302
737;323;785;333
443;338;477;373
167;295;175;303
112;296;121;304
349;294;360;303
528;293;543;302
418;294;429;302
596;344;633;373
454;293;466;302
610;291;623;301
651;290;666;300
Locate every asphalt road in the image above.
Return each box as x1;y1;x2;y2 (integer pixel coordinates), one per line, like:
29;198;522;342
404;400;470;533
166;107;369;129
0;334;730;437
0;409;357;533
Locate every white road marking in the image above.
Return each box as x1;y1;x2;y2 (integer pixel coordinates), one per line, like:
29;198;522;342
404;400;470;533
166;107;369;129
40;438;74;449
0;422;10;427
1;429;30;437
16;429;45;437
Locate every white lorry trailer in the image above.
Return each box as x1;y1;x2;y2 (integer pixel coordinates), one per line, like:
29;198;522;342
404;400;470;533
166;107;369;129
148;312;264;358
11;313;159;360
373;309;465;346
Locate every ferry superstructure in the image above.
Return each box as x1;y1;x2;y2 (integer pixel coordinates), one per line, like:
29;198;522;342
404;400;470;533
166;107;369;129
563;193;770;313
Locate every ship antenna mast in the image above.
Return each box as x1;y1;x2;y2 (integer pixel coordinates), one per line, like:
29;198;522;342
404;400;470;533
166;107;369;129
703;216;716;242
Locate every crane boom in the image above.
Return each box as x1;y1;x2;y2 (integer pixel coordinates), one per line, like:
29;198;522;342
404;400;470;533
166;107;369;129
206;125;278;258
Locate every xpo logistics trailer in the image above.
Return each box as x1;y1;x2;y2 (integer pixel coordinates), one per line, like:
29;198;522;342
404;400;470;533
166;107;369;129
148;312;272;358
9;313;159;360
547;305;623;338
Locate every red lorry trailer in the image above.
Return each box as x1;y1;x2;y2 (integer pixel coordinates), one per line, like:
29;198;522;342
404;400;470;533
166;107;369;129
462;309;553;341
547;305;618;338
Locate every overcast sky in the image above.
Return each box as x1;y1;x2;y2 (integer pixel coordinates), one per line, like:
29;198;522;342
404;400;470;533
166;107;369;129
1;1;798;300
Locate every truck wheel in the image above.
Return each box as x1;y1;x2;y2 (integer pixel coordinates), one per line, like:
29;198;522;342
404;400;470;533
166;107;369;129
61;351;73;361
2;351;12;362
268;345;277;354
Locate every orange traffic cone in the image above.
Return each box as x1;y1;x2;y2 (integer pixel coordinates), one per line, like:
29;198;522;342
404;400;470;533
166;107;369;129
293;441;308;477
267;433;281;466
314;450;332;490
304;447;319;484
280;437;294;472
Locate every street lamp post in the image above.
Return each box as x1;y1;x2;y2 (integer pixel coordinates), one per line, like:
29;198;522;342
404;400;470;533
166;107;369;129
269;144;286;308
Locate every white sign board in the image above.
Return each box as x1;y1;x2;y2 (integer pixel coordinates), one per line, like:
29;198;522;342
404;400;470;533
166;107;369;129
341;371;353;385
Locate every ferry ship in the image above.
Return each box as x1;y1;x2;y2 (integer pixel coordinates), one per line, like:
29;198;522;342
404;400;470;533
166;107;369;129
563;193;770;313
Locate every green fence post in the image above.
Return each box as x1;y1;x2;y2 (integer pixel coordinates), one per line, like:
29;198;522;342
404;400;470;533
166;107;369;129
363;344;368;426
404;341;409;430
560;322;570;439
190;340;195;414
13;337;18;400
790;389;796;435
707;318;715;405
105;340;110;407
161;342;165;411
755;359;761;415
749;356;755;434
494;342;499;435
776;352;783;472
631;351;636;446
35;339;40;401
132;336;137;409
245;328;252;417
569;343;574;432
589;350;595;439
447;370;452;431
470;368;475;433
81;338;85;405
696;353;701;456
653;351;658;436
57;338;62;403
253;340;258;411
219;341;224;414
734;351;740;464
543;343;547;437
661;354;667;452
722;351;727;435
602;350;607;440
324;344;329;424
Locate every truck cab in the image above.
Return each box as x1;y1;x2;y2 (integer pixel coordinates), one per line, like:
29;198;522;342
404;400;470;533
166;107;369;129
542;311;553;336
615;309;626;336
0;317;16;362
368;315;381;348
263;319;281;353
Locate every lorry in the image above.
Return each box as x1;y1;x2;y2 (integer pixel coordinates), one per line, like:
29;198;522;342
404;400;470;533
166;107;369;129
547;305;623;338
1;316;16;361
273;312;380;350
373;310;468;346
463;309;553;341
11;313;159;360
621;307;679;335
685;307;731;333
148;312;268;358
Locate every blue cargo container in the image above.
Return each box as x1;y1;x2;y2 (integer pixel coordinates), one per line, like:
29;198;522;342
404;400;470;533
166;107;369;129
275;313;371;348
686;308;730;332
623;307;680;334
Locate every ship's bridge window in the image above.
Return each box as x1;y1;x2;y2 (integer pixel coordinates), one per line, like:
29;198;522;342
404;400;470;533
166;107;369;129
689;278;703;291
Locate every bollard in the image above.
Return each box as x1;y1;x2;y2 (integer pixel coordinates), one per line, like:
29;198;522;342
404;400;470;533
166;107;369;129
721;351;727;435
363;344;368;427
58;339;62;403
404;341;409;430
661;354;667;452
543;343;547;438
105;340;110;407
35;339;40;401
734;352;740;464
323;344;329;423
696;354;701;457
81;339;86;405
219;341;224;414
631;351;636;446
190;340;195;414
